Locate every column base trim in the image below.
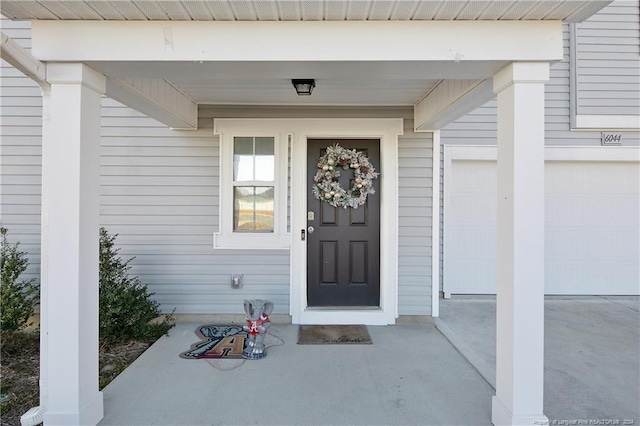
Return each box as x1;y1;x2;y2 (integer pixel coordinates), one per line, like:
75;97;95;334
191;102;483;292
492;396;548;426
43;391;103;426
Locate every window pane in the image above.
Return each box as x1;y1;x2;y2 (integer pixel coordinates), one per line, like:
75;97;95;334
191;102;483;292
255;137;275;181
234;186;274;232
255;157;274;181
234;137;254;181
254;137;274;155
254;186;274;231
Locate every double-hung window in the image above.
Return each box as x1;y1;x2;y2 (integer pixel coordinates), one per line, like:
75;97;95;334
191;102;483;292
233;137;275;232
214;120;289;249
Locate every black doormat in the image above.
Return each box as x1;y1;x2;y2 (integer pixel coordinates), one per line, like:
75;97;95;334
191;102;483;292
297;325;372;345
180;325;249;359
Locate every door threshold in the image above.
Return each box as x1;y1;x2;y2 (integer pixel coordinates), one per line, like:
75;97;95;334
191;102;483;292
306;306;381;311
298;307;394;325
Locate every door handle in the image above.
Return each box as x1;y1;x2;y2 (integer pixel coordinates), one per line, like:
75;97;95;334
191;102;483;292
307;226;315;234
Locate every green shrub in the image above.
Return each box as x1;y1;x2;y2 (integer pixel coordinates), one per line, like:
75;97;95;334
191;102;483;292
99;227;174;343
0;227;38;332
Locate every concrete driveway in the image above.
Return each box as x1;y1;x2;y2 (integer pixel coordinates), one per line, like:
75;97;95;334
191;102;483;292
438;296;640;424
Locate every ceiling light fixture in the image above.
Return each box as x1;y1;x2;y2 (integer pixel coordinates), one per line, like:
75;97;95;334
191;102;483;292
292;79;316;96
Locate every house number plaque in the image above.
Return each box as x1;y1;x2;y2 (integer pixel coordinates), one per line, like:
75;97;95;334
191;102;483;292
601;132;622;146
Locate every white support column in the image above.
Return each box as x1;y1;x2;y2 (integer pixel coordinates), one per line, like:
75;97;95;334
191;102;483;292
41;63;105;425
431;130;441;317
491;62;549;426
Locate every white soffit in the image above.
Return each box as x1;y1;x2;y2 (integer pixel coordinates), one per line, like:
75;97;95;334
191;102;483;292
1;0;612;23
90;61;452;106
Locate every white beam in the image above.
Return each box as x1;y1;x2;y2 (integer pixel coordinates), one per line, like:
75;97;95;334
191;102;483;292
0;31;48;86
491;62;549;426
414;79;494;131
41;63;105;425
106;78;198;130
31;20;563;63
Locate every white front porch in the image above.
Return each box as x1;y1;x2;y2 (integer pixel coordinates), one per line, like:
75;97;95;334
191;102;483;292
0;2;612;423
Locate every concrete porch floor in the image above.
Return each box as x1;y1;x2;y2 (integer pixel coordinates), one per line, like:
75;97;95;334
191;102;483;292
99;297;639;425
99;320;494;426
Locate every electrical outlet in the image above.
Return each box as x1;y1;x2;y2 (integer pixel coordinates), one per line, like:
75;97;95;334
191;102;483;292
231;274;243;289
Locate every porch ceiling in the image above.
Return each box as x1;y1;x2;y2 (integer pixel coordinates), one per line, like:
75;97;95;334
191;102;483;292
0;0;611;23
85;60;505;106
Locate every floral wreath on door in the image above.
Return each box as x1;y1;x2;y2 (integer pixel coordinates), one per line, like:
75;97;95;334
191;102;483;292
312;144;379;209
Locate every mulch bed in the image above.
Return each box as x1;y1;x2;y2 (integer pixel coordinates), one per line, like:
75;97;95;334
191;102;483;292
1;331;154;426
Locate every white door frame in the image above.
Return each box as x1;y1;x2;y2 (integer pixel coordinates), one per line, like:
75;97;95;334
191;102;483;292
289;118;404;325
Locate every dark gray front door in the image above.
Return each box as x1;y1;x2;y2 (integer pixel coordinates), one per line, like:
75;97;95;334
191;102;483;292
307;139;381;307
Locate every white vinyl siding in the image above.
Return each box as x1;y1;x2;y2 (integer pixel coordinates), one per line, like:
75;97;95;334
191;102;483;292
0;18;42;284
574;0;640;117
101;99;292;314
398;127;433;315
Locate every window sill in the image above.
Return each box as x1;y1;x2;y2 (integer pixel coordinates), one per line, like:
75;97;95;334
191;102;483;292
572;115;640;131
213;232;291;250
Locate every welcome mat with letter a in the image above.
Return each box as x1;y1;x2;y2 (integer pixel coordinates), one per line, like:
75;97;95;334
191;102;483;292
297;325;372;345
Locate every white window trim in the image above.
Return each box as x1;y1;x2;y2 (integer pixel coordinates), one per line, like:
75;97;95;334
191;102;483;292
573;115;640;131
213;119;290;250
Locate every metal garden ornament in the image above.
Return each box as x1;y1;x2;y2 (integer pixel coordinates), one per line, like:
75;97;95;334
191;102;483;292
312;144;379;209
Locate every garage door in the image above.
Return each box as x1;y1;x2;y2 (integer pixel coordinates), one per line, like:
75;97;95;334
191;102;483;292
443;146;640;296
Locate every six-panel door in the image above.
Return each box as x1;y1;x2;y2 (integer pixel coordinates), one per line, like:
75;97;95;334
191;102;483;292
306;139;381;307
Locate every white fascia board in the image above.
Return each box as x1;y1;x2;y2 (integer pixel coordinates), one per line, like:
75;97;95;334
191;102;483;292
31;20;563;62
573;115;640;132
444;145;640;163
106;78;198;130
1;31;48;86
414;79;494;131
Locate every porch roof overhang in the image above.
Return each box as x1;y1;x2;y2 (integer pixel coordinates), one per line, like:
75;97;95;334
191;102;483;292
1;0;610;23
2;1;612;131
